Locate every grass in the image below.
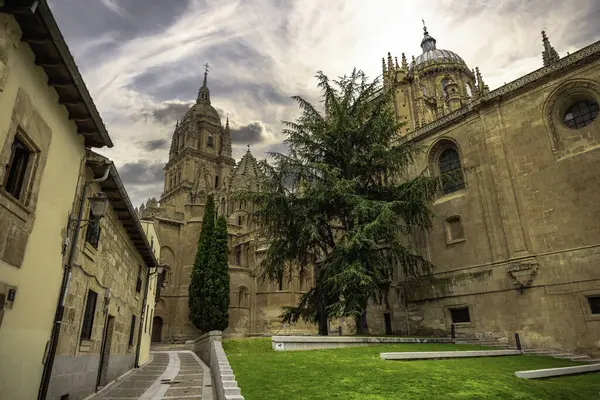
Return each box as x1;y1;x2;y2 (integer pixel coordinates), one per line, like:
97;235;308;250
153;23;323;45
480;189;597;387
223;337;600;400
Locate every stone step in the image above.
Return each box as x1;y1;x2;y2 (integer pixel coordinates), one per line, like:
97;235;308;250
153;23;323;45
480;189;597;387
522;349;561;354
583;359;600;363
552;353;576;359
568;355;591;361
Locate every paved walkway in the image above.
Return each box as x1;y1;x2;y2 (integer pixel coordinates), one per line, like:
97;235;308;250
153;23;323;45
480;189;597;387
89;351;213;400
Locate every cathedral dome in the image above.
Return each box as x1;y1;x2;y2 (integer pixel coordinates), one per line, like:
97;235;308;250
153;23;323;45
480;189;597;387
413;49;466;69
410;24;468;72
183;102;220;123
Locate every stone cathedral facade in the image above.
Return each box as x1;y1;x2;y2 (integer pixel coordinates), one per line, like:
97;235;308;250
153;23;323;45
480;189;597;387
368;25;600;355
139;73;313;342
142;23;600;355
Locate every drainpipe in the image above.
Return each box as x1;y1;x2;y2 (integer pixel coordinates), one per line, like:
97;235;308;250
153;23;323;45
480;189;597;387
135;267;152;368
38;162;111;400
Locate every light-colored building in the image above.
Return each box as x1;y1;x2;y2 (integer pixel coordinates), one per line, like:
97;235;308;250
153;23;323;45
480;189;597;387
46;151;159;400
137;219;162;366
369;25;600;356
139;72;314;342
0;2;113;399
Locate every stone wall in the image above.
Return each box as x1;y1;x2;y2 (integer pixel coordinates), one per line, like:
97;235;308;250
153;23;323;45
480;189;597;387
48;169;148;399
388;50;600;355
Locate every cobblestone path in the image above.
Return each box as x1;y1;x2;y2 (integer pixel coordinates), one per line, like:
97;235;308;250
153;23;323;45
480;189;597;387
89;351;213;400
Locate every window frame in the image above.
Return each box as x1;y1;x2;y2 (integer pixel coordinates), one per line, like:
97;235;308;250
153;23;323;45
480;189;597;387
84;209;101;249
80;290;98;341
444;215;466;245
135;265;143;294
1;128;39;206
128;314;136;346
437;147;465;195
449;306;471;324
3;135;32;201
588;296;600;315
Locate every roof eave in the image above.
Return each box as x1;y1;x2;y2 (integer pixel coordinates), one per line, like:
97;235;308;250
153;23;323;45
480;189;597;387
87;152;159;269
1;0;113;149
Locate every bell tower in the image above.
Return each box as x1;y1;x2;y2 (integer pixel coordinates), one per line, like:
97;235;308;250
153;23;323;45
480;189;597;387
160;65;236;211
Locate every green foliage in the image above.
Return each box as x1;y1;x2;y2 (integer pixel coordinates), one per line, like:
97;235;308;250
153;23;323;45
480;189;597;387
223;338;599;400
201;215;231;331
237;69;441;329
188;195;216;330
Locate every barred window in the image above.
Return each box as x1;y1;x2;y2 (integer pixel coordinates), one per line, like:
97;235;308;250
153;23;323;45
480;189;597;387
564;100;598;129
438;148;465;194
85;210;101;249
3;135;32;201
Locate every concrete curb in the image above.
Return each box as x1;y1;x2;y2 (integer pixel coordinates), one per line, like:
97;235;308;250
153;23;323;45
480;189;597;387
515;363;600;379
381;349;522;360
272;336;454;351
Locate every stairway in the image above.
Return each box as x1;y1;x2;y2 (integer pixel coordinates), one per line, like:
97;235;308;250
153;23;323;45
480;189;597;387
455;339;600;363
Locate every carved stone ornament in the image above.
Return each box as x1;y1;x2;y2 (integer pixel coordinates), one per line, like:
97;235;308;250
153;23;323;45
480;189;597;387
507;260;539;292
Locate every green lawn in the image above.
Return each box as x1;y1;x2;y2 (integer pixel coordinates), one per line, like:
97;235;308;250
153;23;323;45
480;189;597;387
223;338;600;400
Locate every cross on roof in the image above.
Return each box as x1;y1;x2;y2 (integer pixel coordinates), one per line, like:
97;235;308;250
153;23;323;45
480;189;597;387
204;62;210;74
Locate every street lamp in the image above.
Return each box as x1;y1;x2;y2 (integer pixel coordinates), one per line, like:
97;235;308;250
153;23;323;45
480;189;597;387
89;192;109;219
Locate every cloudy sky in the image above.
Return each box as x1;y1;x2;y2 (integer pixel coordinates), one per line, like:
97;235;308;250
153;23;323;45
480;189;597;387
47;0;600;207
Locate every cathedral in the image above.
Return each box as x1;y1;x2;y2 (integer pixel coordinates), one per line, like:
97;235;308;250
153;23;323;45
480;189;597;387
141;22;600;356
139;71;313;342
367;24;600;355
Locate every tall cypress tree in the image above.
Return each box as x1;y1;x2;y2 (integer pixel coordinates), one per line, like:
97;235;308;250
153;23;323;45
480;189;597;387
201;215;230;331
189;195;215;330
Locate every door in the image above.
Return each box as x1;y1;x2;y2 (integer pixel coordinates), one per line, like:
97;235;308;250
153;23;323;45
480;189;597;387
151;316;163;343
98;315;115;387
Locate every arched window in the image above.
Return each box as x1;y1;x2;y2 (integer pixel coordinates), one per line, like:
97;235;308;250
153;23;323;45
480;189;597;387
238;287;248;307
235;247;242;266
207;134;214;148
465;83;473;98
438;148;465;194
441;78;449;99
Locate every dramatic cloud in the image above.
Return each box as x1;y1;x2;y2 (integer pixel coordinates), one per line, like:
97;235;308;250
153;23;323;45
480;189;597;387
119;160;165;186
47;0;599;206
139;139;170;152
148;101;194;124
230;121;270;144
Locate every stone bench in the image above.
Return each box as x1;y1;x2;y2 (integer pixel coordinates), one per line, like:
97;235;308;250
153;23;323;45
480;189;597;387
380;350;522;360
272;336;454;351
515;363;600;379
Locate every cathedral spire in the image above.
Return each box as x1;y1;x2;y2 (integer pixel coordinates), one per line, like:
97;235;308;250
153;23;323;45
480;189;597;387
197;62;211;104
541;31;560;67
221;116;232;157
420;19;437;52
401;53;408;70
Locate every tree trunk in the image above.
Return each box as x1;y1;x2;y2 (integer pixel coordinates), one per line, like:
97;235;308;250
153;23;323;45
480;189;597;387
317;307;328;336
354;310;370;335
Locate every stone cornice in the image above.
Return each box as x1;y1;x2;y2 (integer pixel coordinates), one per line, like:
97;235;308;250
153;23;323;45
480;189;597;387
406;40;600;143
